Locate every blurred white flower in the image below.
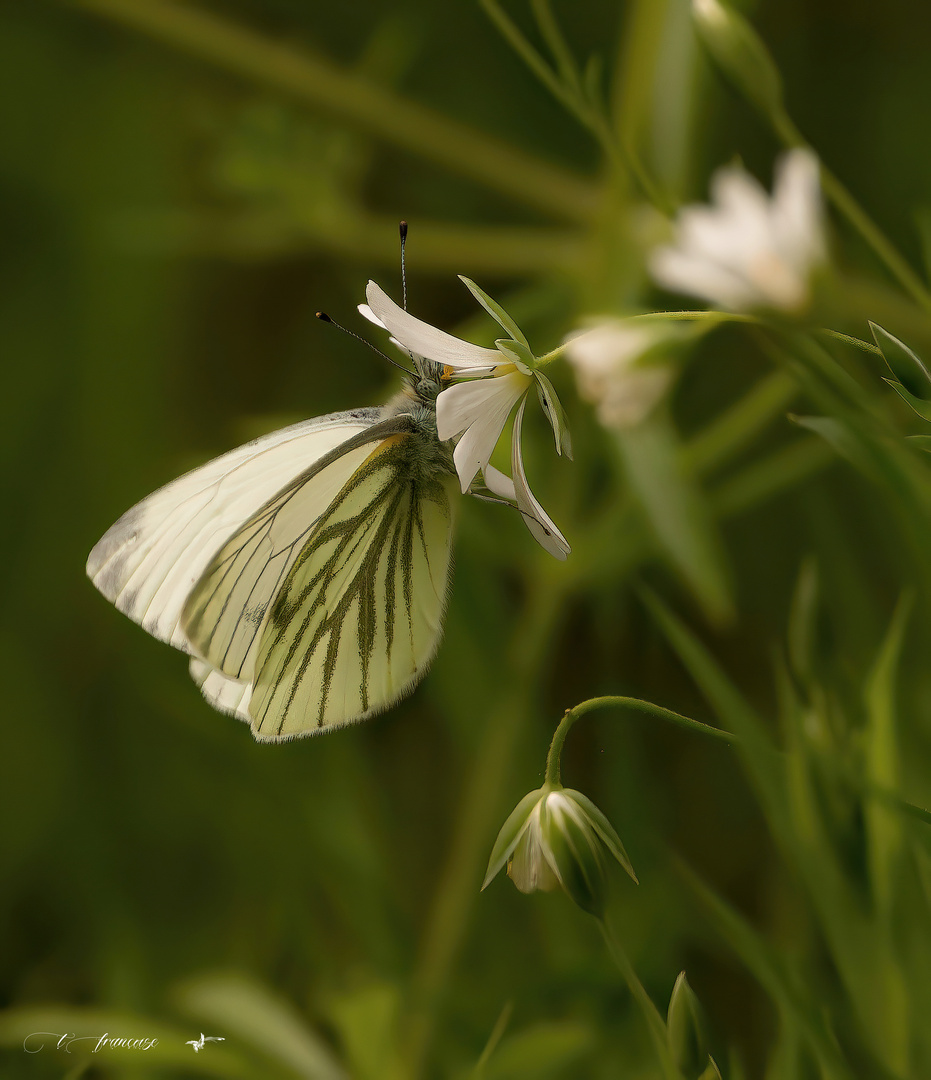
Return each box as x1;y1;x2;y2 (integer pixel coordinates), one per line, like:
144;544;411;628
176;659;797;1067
364;279;571;560
649;148;824;313
565;319;677;428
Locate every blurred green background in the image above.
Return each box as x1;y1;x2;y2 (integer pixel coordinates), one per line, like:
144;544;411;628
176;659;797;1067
4;1;931;1077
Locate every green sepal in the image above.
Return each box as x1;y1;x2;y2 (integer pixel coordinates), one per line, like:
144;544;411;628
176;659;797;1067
495;338;535;375
542;797;605;917
460;275;530;348
564;789;636;882
667;971;711;1078
870;321;931;399
482;787;547;889
885;379;931;423
907;435;931;451
535;371;574;459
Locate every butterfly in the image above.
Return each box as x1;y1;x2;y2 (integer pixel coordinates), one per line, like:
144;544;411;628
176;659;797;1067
87;340;458;741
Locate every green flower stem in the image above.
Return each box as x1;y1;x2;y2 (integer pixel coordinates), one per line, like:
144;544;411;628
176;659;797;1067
771;110;931;313
478;0;665;211
403;583;568;1080
66;0;599;224
598;915;686;1080
544;696;734;788
817;329;882;357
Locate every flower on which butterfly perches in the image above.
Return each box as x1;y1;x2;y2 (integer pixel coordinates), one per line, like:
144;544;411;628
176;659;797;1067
649;148;825;314
363;278;571;560
482;784;637;917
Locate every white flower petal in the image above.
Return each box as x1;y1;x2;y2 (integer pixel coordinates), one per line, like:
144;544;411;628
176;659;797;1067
436;370;528;439
649;150;824;313
436;371;530;492
649;246;758;310
365;281;502;368
451;386;529;492
510;398;570;560
482;463;516;501
357;303;387;330
507;802;561;894
772;148;825;268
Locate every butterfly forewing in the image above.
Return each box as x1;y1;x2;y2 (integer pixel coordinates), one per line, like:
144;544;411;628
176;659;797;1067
181;438;381;684
250;433;456;739
86;410;379;651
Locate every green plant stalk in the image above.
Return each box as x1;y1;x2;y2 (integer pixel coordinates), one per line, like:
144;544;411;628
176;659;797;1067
66;0;599;224
402;583;568;1080
479;0;665;209
138;209;585;273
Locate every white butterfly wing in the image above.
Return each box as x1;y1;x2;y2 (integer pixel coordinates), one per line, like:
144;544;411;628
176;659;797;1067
180;433;390;686
246;431;456;740
86;409;380;652
189;659;253;722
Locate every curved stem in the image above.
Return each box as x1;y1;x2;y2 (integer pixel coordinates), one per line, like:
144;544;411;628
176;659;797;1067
545;696;734;788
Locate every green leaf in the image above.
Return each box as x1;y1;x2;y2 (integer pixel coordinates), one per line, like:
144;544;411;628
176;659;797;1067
870;322;931;399
677;863;853;1079
786;557;821;691
639;588;786;829
323;978;402;1080
666;972;710;1078
886;378;931;422
482;1020;594;1080
173;973;348;1080
460;276;530;348
864;594;911;921
617;415;734;626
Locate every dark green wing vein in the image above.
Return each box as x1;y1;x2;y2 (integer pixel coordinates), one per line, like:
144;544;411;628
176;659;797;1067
250;433;455;737
181;418;413;684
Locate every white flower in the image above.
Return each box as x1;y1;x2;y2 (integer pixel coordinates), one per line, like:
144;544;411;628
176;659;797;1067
364;279;570;559
565;319;677;428
649;148;825;313
436;367;533;491
482;784;637;916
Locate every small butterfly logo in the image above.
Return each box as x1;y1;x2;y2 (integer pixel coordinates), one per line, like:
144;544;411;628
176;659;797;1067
186;1033;225;1053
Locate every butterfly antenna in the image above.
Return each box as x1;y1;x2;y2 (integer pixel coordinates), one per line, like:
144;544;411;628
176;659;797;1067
399;220;409;311
316;312;414;375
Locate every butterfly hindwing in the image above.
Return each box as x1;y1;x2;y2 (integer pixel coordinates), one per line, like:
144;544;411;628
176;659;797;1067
248;431;456;739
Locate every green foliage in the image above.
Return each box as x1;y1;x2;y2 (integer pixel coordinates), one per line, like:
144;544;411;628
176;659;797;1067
4;0;931;1078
